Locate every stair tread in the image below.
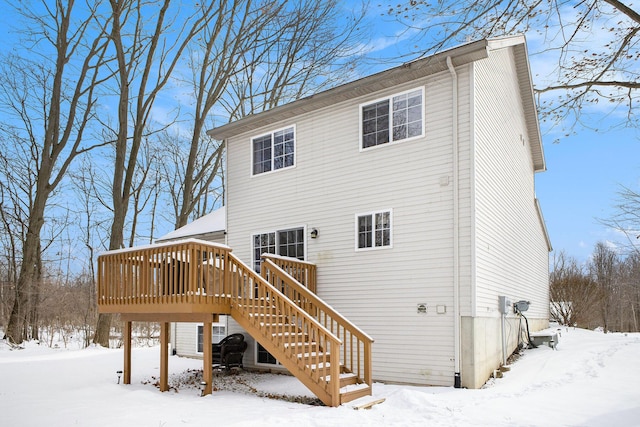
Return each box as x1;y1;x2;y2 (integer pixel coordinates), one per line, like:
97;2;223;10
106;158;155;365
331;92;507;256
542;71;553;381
340;382;370;393
309;362;334;370
297;352;329;358
325;372;357;381
283;341;317;347
259;322;296;327
325;372;359;388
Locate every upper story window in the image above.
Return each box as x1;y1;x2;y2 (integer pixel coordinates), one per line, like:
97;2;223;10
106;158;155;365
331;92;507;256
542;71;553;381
252;126;295;175
356;209;392;250
361;88;424;150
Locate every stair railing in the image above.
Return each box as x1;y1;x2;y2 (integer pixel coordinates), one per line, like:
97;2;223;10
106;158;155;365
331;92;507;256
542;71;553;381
261;256;374;389
225;252;342;407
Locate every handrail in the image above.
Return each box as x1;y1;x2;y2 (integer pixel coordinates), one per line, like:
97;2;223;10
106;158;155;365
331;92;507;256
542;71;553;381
262;253;316;293
225;253;342;406
261;257;374;388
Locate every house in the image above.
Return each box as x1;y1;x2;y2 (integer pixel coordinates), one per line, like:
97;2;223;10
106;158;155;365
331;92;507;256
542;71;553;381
161;34;551;390
97;34;549;406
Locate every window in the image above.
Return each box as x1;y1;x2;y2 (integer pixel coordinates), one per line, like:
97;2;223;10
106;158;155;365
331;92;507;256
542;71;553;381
361;88;423;149
253;232;276;272
253;227;305;272
356;210;392;250
252;126;295;175
278;228;305;260
196;317;227;353
257;345;279;365
252;226;305;365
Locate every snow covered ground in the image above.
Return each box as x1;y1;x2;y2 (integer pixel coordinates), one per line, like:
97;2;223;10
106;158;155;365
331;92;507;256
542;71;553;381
1;327;639;426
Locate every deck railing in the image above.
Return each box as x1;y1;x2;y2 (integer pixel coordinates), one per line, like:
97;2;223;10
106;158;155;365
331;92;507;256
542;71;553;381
97;239;344;406
261;256;374;390
97;239;232;313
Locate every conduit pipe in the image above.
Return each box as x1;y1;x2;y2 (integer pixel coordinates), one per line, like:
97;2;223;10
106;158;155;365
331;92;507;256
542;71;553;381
446;56;461;388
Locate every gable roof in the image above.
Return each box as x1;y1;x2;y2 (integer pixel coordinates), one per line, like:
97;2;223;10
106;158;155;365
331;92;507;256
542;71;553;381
155;206;226;242
207;35;545;172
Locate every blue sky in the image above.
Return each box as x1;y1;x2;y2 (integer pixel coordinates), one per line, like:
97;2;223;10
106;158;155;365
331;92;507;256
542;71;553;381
1;1;638;267
536;127;640;262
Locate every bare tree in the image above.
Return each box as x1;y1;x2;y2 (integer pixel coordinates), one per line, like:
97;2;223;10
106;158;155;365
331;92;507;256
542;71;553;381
602;185;640;253
223;1;365;119
93;0;220;346
168;0;366;229
159;131;224;227
627;253;640;331
550;251;602;327
0;162;24;332
385;1;640;131
0;1;111;343
590;242;621;332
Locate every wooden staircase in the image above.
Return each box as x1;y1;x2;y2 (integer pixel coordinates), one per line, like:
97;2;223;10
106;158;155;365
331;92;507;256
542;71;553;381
226;252;374;406
96;239;373;407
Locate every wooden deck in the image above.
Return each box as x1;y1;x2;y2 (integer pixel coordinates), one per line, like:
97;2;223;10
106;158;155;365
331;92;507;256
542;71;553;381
97;239;373;406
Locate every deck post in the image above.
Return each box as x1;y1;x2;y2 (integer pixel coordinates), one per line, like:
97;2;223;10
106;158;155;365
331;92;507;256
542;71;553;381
160;322;169;392
123;320;132;384
202;321;213;396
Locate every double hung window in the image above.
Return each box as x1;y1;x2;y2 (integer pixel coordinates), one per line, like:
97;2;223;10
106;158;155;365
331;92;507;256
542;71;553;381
361;88;423;149
356;210;392;250
252;126;295;175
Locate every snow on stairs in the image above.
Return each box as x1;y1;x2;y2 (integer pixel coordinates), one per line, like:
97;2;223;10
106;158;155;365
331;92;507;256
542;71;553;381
247;310;371;405
327;371;372;404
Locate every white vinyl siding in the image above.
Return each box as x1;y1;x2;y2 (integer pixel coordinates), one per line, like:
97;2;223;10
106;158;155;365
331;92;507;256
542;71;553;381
223;42;547;388
227;73;463;386
472;48;549;321
174;317;227;357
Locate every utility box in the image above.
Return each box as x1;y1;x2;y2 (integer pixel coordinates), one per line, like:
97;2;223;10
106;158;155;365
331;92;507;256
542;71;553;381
513;300;531;313
498;296;511;314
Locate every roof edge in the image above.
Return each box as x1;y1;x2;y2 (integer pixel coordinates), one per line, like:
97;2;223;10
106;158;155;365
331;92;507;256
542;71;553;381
207;39;492;140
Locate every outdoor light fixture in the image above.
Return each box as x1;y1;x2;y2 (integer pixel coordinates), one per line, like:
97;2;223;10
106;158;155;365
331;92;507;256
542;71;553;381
310;228;318;239
116;370;123;384
200;381;208;396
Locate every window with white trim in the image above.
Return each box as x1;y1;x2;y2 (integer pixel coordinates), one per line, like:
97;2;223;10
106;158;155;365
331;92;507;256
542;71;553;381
252;227;305;365
356;210;392;250
252;126;295;175
361;88;423;149
253;227;305;272
196;317;227;353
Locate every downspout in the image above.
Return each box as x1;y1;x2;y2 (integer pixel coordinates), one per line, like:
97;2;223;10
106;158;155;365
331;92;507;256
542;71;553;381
447;56;462;388
222;138;228;246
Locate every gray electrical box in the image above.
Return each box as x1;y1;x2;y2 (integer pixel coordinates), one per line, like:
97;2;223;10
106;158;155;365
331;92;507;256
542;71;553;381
513;300;531;312
498;296;511;314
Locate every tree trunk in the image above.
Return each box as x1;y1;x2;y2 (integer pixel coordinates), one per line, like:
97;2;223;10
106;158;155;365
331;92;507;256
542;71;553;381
93;208;127;347
4;192;47;344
